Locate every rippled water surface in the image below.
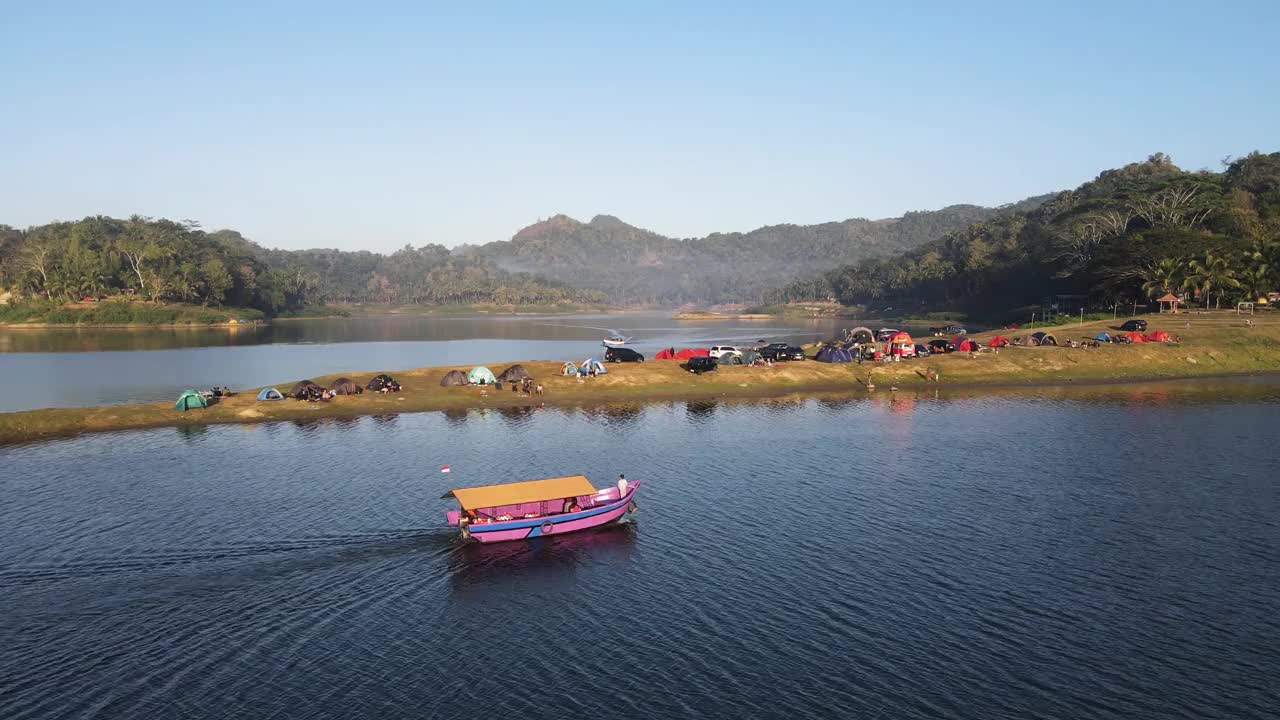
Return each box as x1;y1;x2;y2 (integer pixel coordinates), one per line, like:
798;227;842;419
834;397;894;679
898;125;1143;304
3;387;1278;719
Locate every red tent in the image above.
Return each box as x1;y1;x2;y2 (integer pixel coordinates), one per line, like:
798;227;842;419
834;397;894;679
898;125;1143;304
674;348;709;360
956;338;979;352
655;348;677;360
690;348;710;357
1125;332;1147;343
1145;330;1171;342
988;335;1011;348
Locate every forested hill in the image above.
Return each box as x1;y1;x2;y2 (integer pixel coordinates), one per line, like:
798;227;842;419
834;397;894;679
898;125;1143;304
467;201;1047;304
766;152;1280;319
0;219;606;316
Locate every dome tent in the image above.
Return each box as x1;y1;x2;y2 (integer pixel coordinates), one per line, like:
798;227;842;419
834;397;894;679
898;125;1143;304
815;345;853;363
496;364;532;383
654;348;677;360
256;387;284;401
579;358;608;374
955;338;979;352
467;366;497;385
846;326;876;344
330;377;362;395
1146;330;1171;342
175;390;207;411
1031;331;1057;346
1094;332;1113;343
366;374;401;392
561;361;579;376
440;369;468;386
988;335;1011;348
717;352;744;365
290;380;326;400
740;350;762;364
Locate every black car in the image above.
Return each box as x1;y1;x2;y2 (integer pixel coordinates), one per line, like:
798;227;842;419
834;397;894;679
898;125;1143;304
605;347;645;363
759;342;806;361
1120;319;1148;332
686;356;717;374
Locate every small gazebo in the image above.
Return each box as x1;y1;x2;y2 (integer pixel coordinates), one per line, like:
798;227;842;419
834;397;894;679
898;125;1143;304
1157;293;1180;313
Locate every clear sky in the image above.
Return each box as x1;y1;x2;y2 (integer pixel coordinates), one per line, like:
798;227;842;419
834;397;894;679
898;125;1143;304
3;1;1277;251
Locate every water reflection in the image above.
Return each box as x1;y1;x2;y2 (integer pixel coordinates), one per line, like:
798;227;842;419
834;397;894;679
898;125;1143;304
447;523;638;598
685;399;719;421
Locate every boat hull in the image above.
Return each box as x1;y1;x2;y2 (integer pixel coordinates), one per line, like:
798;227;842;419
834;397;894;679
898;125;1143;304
462;488;638;544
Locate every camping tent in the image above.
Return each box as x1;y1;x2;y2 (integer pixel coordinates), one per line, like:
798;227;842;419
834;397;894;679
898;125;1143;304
291;380;325;399
1125;331;1147;343
467;366;497;385
847;326;876;344
956;338;979;352
740;350;762;364
1146;330;1171;342
929;339;954;353
1094;332;1112;343
367;374;401;392
561;362;578;376
674;348;697;360
496;364;532;383
988;335;1011;348
256;387;284;401
440;369;468;386
1030;332;1058;346
717;352;744;365
579;358;608;375
175;390;207;411
654;348;677;360
331;377;362;395
815;345;853;363
887;331;915;358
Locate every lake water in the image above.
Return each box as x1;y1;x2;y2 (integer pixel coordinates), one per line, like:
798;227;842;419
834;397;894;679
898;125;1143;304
2;384;1277;719
0;313;867;412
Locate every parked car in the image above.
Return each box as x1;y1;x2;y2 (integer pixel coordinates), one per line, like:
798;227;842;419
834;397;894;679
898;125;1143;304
686;356;717;374
914;343;933;356
759;342;806;361
604;347;644;363
1120;319;1148;332
930;324;966;336
928;339;955;353
709;346;740;358
876;328;900;341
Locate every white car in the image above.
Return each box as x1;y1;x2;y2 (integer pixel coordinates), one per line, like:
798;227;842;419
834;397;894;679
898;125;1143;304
709;345;740;358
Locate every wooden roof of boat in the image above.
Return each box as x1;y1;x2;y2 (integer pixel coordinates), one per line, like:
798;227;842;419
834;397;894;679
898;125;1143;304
442;475;597;510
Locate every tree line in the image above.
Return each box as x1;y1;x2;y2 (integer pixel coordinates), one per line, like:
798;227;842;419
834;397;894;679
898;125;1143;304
766;152;1280;318
0;217;606;315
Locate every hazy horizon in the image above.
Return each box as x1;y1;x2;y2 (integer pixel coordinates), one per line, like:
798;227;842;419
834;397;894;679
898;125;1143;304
4;1;1276;252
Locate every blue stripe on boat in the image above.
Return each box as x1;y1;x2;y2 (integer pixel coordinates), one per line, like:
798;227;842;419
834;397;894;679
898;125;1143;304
468;500;623;534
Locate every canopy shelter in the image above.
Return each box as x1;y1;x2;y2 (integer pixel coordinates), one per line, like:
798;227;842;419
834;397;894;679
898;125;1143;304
988;335;1011;348
1157;293;1180;313
440;369;468;386
442;475;597;511
174;390;207;411
497;364;532;383
330;377;362;395
1146;330;1171;342
291;380;325;399
579;358;608;374
256;387;284;401
467;366;497;385
561;362;578;376
654;348;677;360
846;326;876;344
815;345;854;363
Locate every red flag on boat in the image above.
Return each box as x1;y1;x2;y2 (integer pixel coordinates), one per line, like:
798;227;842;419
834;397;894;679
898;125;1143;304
441;465;451;473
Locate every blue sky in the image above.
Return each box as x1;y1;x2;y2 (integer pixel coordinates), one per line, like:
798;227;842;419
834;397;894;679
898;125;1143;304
2;1;1277;251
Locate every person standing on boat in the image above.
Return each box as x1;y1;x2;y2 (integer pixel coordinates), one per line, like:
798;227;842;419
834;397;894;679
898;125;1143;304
618;474;628;496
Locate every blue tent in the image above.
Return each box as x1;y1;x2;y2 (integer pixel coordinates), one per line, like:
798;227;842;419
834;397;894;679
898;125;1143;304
1094;332;1112;342
256;387;284;401
815;345;853;363
579;358;608;374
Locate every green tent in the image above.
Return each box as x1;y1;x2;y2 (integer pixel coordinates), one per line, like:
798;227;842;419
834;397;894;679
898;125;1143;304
467;366;497;385
740;350;762;364
175;389;207;411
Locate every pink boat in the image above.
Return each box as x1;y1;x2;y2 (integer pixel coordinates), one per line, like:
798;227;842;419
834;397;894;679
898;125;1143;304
443;474;640;543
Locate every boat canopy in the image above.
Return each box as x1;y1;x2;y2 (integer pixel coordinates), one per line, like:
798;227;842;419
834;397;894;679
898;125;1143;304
441;475;597;510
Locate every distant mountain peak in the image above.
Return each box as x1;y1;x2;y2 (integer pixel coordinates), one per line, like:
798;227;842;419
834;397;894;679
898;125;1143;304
513;213;583;240
588;214;632;228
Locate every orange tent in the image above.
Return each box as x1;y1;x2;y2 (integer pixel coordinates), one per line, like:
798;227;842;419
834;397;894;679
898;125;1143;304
887;332;915;357
988;335;1011;347
1125;331;1147;343
1146;330;1171;342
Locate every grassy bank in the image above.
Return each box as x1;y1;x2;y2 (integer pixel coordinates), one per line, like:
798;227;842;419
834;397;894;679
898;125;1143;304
0;300;264;326
2;313;1277;444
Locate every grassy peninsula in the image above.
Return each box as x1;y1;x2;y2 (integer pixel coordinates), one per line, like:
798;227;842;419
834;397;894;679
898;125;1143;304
1;313;1277;445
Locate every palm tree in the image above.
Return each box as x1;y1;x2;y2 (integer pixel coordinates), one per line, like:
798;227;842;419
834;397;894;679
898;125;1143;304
1183;253;1241;310
1141;257;1185;298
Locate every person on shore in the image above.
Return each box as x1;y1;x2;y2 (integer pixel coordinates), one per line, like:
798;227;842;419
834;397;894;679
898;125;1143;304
536;383;544;395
